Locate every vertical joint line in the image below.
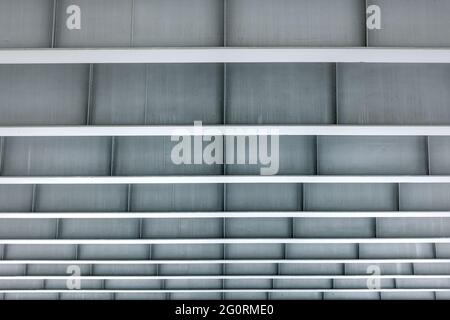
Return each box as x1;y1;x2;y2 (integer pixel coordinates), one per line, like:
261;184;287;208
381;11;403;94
86;64;94;125
51;0;58;48
397;183;401;211
426;136;431;175
223;0;227;47
144;65;149;125
0;137;4;175
315;136;319;175
130;0;135;46
31;185;37;212
364;0;369;47
335;63;339;124
110;137;116;176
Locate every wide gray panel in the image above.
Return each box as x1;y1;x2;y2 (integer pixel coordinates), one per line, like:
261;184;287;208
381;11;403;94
0;185;33;212
226;218;290;238
399;184;450;211
145;64;223;124
2;137;110;176
5;245;76;260
60;219;139;239
359;244;434;259
92;64;147;125
0;65;88;125
36;185;128;212
429;137;450;174
152;244;223;260
78;244;149;260
226;136;316;175
294;218;374;238
131;185;223;212
55;0;132;47
143;218;222;238
115;137;223;175
377;218;450;237
304;184;397;211
226;184;300;211
133;0;223;46
226;64;334;124
0;219;54;239
287;244;358;259
318;136;427;175
368;0;450;47
227;0;364;46
337;64;450;124
0;0;52;48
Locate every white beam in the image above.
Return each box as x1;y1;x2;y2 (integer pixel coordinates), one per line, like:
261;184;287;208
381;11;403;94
1;211;449;219
2;125;450;136
0;238;448;244
1;289;450;293
0;275;449;280
0;259;448;264
0;48;449;64
0;176;450;184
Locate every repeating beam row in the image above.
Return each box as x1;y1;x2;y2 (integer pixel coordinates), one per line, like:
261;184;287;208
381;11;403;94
0;259;449;265
1;176;450;184
1;125;450;136
0;275;449;280
0;211;449;219
0;238;448;244
0;48;449;64
0;289;449;293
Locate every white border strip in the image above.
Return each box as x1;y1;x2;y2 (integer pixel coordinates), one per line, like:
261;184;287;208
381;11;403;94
1;211;449;219
0;238;448;244
0;48;450;64
0;259;448;265
1;176;450;184
2;125;450;136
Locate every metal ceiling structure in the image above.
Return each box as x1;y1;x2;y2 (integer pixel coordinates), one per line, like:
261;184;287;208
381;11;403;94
0;0;450;300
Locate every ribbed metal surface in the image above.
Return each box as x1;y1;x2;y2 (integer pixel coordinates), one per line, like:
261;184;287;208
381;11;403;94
0;0;449;300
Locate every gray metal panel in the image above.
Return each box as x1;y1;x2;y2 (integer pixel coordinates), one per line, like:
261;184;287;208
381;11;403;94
143;218;222;238
145;64;223;124
2;137;110;176
359;244;434;259
0;219;55;239
226;137;316;175
287;244;358;259
115;137;223;175
92;64;147;125
304;184;397;211
429;137;450;174
294;218;375;238
0;185;33;212
0;0;53;48
318;136;427;175
367;0;450;47
35;185;128;212
55;0;133;47
399;184;450;211
78;245;149;260
337;64;450;124
377;218;450;237
227;0;364;46
226;218;290;238
0;65;89;125
5;245;76;260
133;0;223;46
60;219;139;239
226;64;334;124
226;184;300;211
152;244;223;260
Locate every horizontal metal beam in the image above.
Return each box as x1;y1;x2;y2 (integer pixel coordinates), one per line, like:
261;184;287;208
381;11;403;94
0;275;449;280
0;48;449;64
1;211;449;219
0;259;449;265
0;289;449;293
0;238;448;244
1;176;450;184
2;125;450;136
